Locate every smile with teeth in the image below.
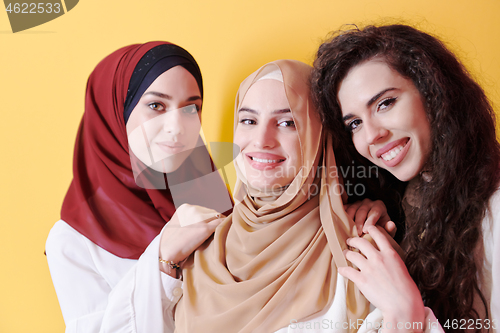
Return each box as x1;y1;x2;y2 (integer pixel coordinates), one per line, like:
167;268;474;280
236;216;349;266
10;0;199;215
381;142;407;161
250;157;285;163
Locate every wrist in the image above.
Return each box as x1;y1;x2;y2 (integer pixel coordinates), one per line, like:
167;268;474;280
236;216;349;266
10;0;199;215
381;317;424;333
381;308;425;333
158;257;181;278
159;245;186;264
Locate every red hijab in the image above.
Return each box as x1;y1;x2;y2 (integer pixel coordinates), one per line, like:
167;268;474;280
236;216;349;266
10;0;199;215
61;42;229;259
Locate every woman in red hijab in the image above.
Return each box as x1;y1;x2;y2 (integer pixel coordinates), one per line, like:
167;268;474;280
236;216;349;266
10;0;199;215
45;42;233;332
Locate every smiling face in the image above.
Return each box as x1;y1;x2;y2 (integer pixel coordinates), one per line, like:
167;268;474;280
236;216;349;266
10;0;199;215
126;66;202;173
337;59;432;181
234;79;301;191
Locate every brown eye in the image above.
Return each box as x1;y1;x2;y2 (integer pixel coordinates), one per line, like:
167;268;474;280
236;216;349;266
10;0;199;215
278;120;295;128
346;119;362;133
239;118;256;125
377;97;397;112
148;102;165;111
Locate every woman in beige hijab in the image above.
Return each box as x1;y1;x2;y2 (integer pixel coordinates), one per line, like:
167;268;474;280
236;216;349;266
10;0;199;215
172;59;368;332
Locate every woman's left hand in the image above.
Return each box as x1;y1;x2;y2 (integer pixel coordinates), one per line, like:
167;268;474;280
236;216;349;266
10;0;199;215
344;198;396;237
338;226;425;332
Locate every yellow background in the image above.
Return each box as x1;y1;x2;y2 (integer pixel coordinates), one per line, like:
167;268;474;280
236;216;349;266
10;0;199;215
1;0;499;332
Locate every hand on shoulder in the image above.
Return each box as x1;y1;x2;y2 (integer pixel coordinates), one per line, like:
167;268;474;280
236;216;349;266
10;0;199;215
159;204;225;277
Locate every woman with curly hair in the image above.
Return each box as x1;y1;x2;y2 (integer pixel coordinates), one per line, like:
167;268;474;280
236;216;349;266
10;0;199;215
311;24;500;330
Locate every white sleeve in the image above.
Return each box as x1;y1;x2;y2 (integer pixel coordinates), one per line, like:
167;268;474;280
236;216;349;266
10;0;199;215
99;227;182;333
491;212;500;329
484;190;500;328
46;221;182;333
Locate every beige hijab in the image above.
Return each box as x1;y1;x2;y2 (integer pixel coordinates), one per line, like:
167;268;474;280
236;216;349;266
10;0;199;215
174;60;369;333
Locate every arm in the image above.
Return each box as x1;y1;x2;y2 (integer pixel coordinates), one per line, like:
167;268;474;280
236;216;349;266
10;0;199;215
358;307;444;333
100;204;224;333
100;229;181;333
46;220;136;332
47;221;171;333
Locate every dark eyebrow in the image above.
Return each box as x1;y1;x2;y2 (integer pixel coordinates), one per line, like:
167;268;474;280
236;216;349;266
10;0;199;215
187;96;202;102
342;88;397;122
366;88;397;107
342;113;354;122
142;91;201;102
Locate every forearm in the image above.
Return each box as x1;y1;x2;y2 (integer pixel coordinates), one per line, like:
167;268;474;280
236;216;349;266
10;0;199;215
380;289;425;333
101;229;182;333
359;307;444;333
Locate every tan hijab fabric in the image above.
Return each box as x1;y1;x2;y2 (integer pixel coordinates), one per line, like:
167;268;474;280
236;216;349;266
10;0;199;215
174;60;369;333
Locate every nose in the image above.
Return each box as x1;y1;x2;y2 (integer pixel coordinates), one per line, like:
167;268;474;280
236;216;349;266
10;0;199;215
253;124;277;149
364;119;389;145
162;109;185;137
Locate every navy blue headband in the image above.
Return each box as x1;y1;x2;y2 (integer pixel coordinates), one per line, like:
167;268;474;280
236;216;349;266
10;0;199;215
123;44;203;124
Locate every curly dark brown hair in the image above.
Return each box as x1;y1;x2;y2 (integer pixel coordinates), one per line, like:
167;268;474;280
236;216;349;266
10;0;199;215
311;24;500;329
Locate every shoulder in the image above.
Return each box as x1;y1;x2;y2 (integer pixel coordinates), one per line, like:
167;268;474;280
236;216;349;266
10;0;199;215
487;187;500;211
46;220;88;251
483;188;500;234
46;220;137;287
46;219;132;266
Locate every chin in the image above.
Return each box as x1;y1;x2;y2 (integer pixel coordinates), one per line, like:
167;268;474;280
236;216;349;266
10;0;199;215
246;179;276;191
247;179;268;190
255;182;292;194
148;157;187;173
390;168;420;182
